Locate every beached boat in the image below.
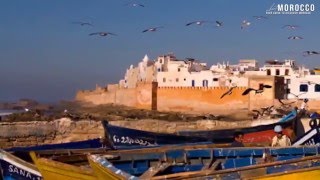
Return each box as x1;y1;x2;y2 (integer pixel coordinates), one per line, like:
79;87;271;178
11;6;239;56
178;109;298;144
102;121;211;149
27;143;224;180
151;153;320;179
29;151;97;180
0;149;42;180
6;138;103;153
86;146;320;179
293;116;320;146
102;110;298;149
5;138;106;163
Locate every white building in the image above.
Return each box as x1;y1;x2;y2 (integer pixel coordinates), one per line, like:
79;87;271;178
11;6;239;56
119;53;320;100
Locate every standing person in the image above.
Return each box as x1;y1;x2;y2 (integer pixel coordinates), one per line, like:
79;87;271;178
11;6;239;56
299;98;309;117
231;132;244;147
271;125;291;147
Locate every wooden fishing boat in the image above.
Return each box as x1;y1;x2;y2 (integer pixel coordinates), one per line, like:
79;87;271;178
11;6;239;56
29;151;97;180
5;138;106;164
102;121;211;149
28;143;226;180
152;153;320;179
86;146;320;180
102;110;298;149
6;138;103;152
293;119;320;146
292;112;320;146
0;149;42;180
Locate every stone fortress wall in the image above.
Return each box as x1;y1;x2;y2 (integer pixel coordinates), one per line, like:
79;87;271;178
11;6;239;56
74;76;320;113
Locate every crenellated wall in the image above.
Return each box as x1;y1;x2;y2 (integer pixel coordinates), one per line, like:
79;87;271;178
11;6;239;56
157;86;249;113
75;76;320;114
75;83;153;109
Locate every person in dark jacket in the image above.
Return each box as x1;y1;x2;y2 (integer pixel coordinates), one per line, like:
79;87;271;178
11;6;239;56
231;131;244;147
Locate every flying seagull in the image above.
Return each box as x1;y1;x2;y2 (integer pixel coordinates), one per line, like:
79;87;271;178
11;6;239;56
282;25;299;30
303;51;320;56
288;36;303;40
252;105;274;117
278;99;296;107
89;32;117;36
253;16;268;20
186;20;211;26
72;21;93;26
215;21;223;27
241;20;251;29
220;86;237;99
300;80;319;85
288;92;307;98
242;84;272;95
125;2;145;7
142;26;163;33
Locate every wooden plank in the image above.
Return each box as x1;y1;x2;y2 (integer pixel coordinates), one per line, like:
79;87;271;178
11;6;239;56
139;162;171;179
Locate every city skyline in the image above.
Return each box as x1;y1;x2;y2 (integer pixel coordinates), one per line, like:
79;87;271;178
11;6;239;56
0;0;319;102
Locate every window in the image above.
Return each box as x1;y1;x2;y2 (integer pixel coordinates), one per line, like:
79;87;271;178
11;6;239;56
267;69;271;75
192;80;195;87
184;78;186;81
176;78;179;82
285;69;289;76
276;69;280;76
286;88;291;94
286;79;291;84
300;84;308;92
160;59;162;63
163;78;166;82
178;68;180;72
213;78;218;81
315;84;320;92
157;68;161;72
203;80;208;87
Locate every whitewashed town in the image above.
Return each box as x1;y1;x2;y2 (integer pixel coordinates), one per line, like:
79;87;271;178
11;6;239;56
120;53;320;100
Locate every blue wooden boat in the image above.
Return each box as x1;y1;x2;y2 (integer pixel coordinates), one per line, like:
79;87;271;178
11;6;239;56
293;114;320;146
102;121;211;149
5;138;103;153
87;145;320;179
4;138;105;165
0;150;42;180
102;110;298;149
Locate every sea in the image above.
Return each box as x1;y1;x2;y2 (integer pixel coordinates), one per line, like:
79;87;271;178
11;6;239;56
0;109;24;116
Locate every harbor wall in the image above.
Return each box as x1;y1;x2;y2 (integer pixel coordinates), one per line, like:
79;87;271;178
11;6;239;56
0;118;104;148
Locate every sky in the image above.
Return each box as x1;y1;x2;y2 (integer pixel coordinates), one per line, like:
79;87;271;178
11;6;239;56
0;0;319;103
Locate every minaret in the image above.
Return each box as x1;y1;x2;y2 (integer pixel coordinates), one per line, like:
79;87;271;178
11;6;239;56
143;54;149;63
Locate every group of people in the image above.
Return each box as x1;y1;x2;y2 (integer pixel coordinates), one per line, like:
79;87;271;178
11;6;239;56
231;124;291;147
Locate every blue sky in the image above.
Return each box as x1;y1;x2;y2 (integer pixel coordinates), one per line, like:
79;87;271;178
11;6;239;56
0;0;319;102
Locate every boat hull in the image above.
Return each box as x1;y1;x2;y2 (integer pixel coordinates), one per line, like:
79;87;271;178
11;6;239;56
29;151;96;180
102;121;210;149
88;154;138;180
0;150;42;180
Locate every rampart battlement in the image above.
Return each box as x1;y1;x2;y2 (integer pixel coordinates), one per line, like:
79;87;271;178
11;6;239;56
157;86;247;90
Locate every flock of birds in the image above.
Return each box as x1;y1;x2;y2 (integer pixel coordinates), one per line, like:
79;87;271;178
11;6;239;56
70;2;319;57
220;84;272;99
219;82;318;119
